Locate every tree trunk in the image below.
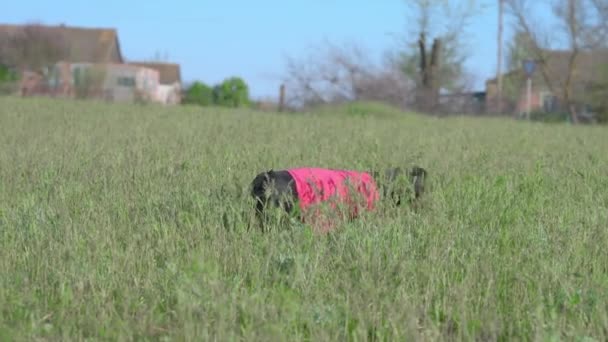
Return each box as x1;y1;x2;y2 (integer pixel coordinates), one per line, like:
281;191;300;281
496;0;504;114
417;32;441;113
278;83;286;112
429;38;441;112
563;48;579;124
568;103;579;124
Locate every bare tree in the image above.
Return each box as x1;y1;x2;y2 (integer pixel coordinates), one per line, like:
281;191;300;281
505;0;606;123
0;22;69;71
579;0;608;48
355;55;416;108
505;30;536;71
396;0;483;113
282;40;414;110
415;32;442;112
282;1;481;113
584;0;608;123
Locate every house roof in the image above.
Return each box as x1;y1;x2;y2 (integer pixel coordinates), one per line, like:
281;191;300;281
0;23;123;65
487;49;608;87
540;49;608;85
128;62;181;84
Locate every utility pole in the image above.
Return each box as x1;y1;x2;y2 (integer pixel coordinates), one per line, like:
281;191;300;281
523;59;536;120
496;0;504;114
278;83;286;112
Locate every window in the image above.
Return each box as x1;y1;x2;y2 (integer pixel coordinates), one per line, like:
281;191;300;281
47;66;59;88
117;76;135;87
540;91;558;113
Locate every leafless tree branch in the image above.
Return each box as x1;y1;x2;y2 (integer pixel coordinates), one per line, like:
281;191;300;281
0;22;69;71
282;40;414;110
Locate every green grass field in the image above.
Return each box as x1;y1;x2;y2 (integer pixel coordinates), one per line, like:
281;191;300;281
1;96;607;340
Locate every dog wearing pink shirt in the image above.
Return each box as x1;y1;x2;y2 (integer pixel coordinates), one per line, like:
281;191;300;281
249;166;427;232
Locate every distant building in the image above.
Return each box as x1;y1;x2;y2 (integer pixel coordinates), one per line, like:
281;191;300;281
129;62;182;104
486;49;608;120
0;23;183;105
25;61;160;103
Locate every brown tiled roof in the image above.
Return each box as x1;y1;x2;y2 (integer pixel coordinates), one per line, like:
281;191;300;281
539;49;608;85
0;23;123;64
129;61;181;84
487;49;608;86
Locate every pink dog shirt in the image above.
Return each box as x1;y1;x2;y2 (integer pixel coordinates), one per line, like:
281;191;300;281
286;168;380;231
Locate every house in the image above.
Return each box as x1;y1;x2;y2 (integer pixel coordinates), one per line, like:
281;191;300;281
0;23;126;96
1;23;184;105
36;61;160;103
129;61;182;104
486;49;608;118
73;62;159;103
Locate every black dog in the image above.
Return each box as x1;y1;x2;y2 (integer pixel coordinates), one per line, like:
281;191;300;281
250;166;427;230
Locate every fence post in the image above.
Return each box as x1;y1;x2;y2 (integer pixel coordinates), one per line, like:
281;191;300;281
278;83;285;112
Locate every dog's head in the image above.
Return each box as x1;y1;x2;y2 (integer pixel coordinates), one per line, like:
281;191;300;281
250;169;299;232
250;169;298;212
372;166;427;206
250;170;271;199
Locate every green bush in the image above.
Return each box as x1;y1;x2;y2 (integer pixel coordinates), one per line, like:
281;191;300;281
529;110;569;123
183;78;250;108
213;77;250;108
183;81;214;106
0;64;18;95
0;64;17;82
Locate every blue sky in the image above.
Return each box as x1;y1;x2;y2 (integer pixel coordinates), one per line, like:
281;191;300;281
4;0;552;99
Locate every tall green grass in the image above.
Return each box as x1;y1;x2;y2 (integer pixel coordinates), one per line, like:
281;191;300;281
0;97;607;340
